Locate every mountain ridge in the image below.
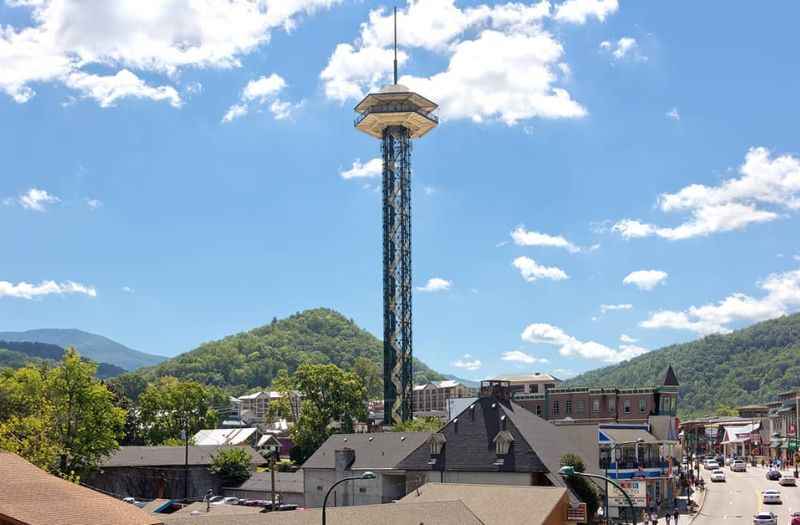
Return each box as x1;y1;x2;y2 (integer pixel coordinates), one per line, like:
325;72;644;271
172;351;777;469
0;328;166;371
565;313;800;417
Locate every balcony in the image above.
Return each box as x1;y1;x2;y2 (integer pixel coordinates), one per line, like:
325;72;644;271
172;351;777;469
600;458;670;470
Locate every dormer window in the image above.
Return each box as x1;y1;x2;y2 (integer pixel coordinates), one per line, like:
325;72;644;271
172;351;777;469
430;433;447;455
494;430;514;456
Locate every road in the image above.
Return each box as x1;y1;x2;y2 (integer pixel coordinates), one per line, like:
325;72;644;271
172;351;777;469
692;465;800;525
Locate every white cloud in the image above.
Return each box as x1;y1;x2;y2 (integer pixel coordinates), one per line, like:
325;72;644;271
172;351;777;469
619;334;637;343
511;226;580;253
0;280;97;299
623;270;668;291
18;188;59;211
600;303;633;314
641;267;800;335
666;107;680;121
121;286;134;293
340;158;382;180
600;36;644;61
0;0;339;105
613;147;800;240
86;198;102;209
452;354;482;371
521;323;648;363
794;255;800;262
322;1;587;126
417;277;453;293
554;0;619;24
64;70;181;107
513;256;568;282
423;186;436;196
551;368;576;378
222;73;299;123
501;350;548;364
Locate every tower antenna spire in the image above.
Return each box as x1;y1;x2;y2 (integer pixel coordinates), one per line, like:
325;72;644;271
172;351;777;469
393;6;398;85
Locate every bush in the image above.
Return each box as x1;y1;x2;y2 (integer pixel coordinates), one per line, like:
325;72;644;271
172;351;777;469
209;447;252;485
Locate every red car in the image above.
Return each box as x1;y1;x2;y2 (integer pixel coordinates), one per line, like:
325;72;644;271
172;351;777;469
790;511;800;525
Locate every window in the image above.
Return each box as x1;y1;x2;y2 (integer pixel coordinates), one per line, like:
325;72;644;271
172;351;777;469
576;400;585;414
608;398;615;413
639;398;647;413
359;487;367;493
494;431;514;455
546;383;555;390
565;400;572;414
592;399;600;413
531;384;539;393
536;404;542;417
552;401;560;416
623;399;631;414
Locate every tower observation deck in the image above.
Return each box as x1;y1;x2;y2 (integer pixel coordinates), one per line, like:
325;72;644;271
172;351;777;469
354;11;438;426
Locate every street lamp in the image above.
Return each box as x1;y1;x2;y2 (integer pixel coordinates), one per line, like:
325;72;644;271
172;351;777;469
264;442;281;511
321;471;376;525
560;466;637;525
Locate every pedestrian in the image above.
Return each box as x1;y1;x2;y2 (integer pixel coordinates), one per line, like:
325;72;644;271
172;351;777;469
665;511;672;525
673;508;680;524
650;511;658;525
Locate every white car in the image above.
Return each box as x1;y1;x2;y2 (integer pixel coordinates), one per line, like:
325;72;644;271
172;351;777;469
705;461;720;470
221;497;241;505
731;460;747;472
762;490;782;504
779;476;796;487
752;511;777;525
209;496;225;506
710;468;726;482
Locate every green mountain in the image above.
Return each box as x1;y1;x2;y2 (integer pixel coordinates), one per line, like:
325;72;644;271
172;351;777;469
0;340;128;379
133;308;446;395
565;313;800;417
0;328;165;371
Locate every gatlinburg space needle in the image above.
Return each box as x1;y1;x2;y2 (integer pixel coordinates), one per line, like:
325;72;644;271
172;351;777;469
354;8;438;426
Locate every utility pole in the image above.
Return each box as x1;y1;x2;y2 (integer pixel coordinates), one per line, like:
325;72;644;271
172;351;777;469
182;422;189;502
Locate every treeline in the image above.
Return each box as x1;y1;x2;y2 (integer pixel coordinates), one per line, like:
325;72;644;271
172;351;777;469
565;313;800;417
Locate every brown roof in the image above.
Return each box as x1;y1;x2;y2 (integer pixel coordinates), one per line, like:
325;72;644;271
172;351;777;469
0;452;163;525
400;482;568;525
101;446;266;468
160;501;481;525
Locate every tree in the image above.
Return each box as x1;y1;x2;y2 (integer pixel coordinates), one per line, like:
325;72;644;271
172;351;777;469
0;348;125;477
138;376;224;445
209;447;253;485
392;417;442;432
560;453;599;519
288;364;366;463
352;357;382;399
47;348;126;476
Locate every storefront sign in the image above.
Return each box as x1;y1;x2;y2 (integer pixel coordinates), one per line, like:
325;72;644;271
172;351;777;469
567;503;587;523
609;479;647;508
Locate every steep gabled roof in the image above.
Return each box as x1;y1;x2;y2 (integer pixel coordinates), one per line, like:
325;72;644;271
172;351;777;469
662;365;679;387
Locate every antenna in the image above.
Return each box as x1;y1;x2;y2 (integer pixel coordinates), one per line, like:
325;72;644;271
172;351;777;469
393;6;398;85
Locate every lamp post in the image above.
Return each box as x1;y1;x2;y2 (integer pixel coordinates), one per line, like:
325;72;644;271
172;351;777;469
603;438;645;522
265;443;280;511
321;471;376;525
181;424;189;503
561;466;637;525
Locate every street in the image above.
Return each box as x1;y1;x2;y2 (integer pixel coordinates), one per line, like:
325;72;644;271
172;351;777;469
692;465;800;525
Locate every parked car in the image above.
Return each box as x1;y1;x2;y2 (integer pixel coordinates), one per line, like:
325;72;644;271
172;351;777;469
762;490;782;504
221;497;241;505
705;461;720;470
209;496;225;506
731;460;747;472
767;469;782;481
780;476;797;487
789;510;800;525
711;469;726;482
752;511;777;525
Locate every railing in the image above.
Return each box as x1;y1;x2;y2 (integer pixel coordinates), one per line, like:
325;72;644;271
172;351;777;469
600;458;670;470
355;105;439;127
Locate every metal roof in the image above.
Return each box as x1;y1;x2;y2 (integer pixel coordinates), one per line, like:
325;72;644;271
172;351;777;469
100;446;266;468
301;432;433;470
193;428;257;446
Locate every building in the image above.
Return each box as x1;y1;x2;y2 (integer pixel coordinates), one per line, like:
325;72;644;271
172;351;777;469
513;366;680;441
490;372;561;395
412;380;478;412
222;470;305;506
300;431;433;508
0;452;162;525
86;445;267;501
397;382;599;490
765;390;800;463
400;482;582;525
193;427;260;447
236;391;300;424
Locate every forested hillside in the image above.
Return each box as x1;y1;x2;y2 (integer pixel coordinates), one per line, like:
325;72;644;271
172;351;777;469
132;308;446;396
565;313;800;417
0;340;127;379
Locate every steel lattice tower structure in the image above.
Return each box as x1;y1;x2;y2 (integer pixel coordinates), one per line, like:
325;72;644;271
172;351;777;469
354;10;438;425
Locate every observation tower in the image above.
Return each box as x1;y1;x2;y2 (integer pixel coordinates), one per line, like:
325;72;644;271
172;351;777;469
354;9;438;425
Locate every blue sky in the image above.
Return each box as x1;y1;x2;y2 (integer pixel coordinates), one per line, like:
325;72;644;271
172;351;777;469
2;0;799;380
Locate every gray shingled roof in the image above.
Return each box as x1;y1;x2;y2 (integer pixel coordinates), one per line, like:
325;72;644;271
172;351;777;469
301;432;433;470
100;446;267;468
